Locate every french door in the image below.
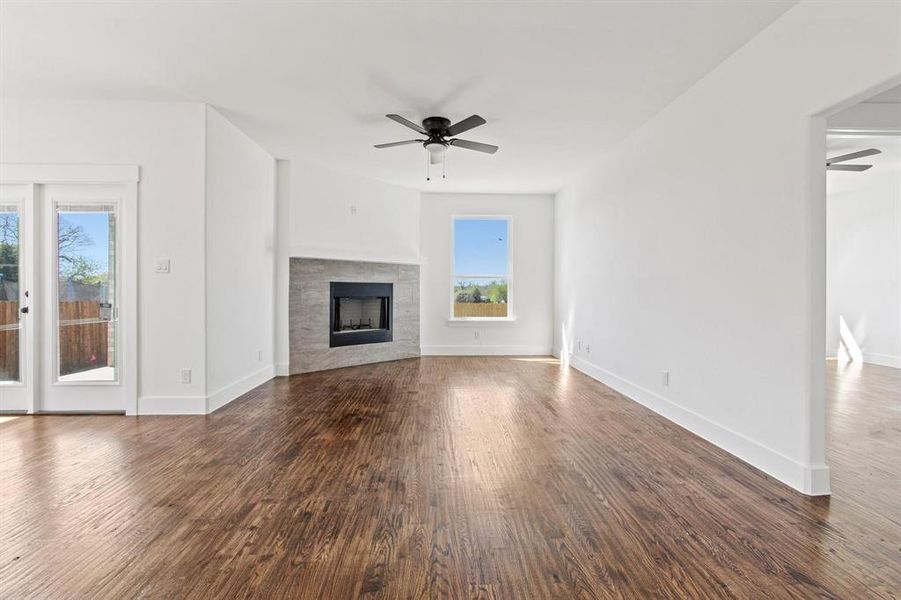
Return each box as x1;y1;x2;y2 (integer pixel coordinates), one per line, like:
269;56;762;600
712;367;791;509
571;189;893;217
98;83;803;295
0;185;34;412
0;176;135;414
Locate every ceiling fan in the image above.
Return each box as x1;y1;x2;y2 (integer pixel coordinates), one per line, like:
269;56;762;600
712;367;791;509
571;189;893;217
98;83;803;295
374;114;498;169
826;148;881;171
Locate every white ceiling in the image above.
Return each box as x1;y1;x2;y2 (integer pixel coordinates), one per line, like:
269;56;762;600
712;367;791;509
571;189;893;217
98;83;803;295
0;1;795;193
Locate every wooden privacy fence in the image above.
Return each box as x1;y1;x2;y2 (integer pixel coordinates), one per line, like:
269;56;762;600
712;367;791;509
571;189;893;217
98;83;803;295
453;302;508;318
0;300;110;380
0;301;18;381
58;301;110;375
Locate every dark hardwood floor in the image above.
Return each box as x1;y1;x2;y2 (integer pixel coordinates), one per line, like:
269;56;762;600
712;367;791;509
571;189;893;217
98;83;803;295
1;357;899;598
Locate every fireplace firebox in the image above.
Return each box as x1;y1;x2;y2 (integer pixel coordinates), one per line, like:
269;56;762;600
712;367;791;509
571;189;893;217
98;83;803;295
329;282;393;348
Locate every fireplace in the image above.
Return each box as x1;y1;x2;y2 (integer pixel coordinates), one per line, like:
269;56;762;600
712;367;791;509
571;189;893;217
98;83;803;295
329;282;393;347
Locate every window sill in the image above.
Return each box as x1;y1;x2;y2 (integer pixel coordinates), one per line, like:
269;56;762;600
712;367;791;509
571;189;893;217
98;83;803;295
446;317;517;327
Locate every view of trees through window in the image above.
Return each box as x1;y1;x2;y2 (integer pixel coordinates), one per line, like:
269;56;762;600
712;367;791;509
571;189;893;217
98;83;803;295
56;208;117;381
453;218;509;318
0;208;20;381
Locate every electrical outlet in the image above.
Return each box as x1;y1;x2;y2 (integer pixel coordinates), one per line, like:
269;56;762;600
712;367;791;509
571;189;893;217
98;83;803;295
473;331;480;340
662;371;670;387
155;258;170;274
585;344;590;354
180;368;192;384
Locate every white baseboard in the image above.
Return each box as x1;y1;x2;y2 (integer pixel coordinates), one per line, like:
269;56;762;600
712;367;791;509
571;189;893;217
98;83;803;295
863;352;901;369
206;365;275;413
137;395;207;415
275;362;290;377
569;355;830;496
421;345;552;356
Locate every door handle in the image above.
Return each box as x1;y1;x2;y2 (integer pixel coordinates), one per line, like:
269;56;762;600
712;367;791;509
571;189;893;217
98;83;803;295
20;306;29;314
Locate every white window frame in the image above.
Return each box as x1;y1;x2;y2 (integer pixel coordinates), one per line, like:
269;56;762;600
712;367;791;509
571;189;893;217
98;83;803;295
449;214;515;323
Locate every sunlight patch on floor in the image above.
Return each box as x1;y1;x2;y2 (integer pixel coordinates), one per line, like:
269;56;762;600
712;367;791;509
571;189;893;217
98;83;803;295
510;357;559;364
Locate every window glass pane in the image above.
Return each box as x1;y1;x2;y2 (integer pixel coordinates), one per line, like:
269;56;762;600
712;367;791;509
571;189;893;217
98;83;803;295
453;277;508;318
0;206;20;382
454;218;508;275
57;206;117;382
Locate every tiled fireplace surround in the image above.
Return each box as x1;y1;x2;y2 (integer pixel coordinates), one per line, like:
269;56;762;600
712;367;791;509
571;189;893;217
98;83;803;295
289;258;420;374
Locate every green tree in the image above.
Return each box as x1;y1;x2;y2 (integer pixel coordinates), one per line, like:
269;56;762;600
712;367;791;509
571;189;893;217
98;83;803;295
61;255;104;284
58;217;101;284
489;281;507;303
0;213;19;285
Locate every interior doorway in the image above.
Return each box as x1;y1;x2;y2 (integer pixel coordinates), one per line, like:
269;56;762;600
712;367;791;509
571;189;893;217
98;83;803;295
820;83;901;507
0;166;138;414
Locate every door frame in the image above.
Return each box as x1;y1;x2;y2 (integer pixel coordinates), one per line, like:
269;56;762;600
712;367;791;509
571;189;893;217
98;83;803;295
0;183;36;413
803;74;901;495
0;164;139;415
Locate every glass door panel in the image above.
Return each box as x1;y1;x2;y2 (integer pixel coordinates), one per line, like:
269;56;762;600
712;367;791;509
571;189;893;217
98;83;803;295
0;203;21;383
0;183;33;414
56;204;117;383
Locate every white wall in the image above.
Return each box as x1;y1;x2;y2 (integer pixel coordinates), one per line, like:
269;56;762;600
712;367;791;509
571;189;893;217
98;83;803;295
0;100;208;409
420;193;554;355
554;1;901;495
826;164;901;368
204;107;276;409
288;161;420;263
274;160;421;373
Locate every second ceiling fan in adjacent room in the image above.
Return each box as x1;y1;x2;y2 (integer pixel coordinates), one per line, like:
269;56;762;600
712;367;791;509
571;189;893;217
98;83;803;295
826;148;881;172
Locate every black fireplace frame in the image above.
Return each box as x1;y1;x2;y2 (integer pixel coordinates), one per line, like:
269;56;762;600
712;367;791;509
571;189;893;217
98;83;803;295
329;282;393;348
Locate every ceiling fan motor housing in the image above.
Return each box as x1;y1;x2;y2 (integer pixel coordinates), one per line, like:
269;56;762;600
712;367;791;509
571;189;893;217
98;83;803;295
422;116;451;135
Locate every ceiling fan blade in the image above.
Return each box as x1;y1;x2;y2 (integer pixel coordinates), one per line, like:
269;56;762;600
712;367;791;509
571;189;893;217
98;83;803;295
446;115;486;137
826;148;881;164
450;138;498;154
386;114;427;135
374;139;424;149
827;164;873;171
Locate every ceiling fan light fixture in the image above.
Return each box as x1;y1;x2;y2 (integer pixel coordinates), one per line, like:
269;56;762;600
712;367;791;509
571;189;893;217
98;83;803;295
424;141;447;155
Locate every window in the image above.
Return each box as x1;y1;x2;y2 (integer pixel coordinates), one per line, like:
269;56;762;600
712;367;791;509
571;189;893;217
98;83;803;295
452;217;510;319
56;203;118;382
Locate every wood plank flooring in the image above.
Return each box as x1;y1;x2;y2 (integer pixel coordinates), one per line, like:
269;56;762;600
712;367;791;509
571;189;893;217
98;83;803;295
1;357;899;598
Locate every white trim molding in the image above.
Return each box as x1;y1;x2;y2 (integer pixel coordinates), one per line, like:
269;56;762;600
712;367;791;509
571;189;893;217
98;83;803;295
206;365;275;413
137;396;207;415
862;353;901;369
569;355;831;496
421;345;551;356
0;164;140;184
446;317;517;327
138;366;275;415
